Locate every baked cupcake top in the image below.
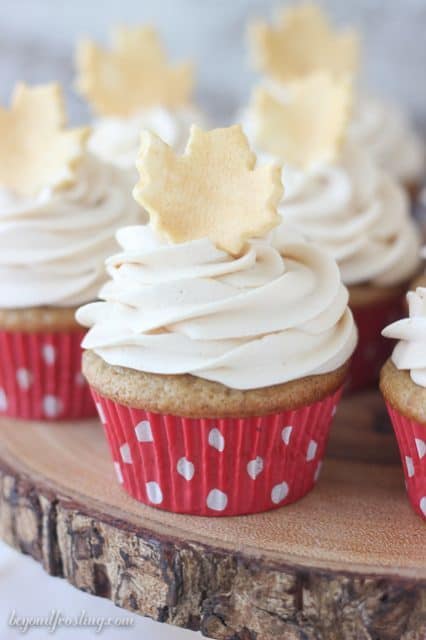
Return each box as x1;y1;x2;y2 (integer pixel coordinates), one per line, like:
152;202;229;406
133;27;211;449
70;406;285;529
383;286;426;388
0;83;140;309
77;124;357;390
243;73;421;288
247;3;424;188
76;26;206;170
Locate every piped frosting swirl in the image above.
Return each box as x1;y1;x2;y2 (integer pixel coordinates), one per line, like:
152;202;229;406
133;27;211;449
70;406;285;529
383;287;426;388
0;154;141;308
77;224;357;390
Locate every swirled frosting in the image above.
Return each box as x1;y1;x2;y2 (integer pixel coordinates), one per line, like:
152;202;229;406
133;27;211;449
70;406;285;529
76;224;357;390
241;103;421;287
383;287;426;388
89;106;205;171
278;143;421;287
348;95;425;185
0;154;141;308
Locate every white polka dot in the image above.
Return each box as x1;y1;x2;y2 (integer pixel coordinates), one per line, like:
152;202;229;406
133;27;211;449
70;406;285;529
96;402;107;425
114;462;124;484
120;443;132;464
16;368;32;391
208;428;225;452
281;426;293;445
177;457;195;481
405;456;415;478
271;482;289;504
314;461;323;483
247;456;264;479
42;344;56;365
306;440;318;462
332;406;337;417
420;497;426;517
135;420;153;442
0;388;8;411
146;481;163;505
75;371;86;386
415;438;426;459
207;489;228;511
42;395;63;418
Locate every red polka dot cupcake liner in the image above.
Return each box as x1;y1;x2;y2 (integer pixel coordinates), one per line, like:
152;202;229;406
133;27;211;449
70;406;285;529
349;295;404;392
385;402;426;520
0;330;96;421
91;386;343;516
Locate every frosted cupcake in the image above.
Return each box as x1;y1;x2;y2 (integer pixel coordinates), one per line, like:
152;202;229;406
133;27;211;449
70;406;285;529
349;95;424;202
76;26;206;174
381;287;426;519
248;2;425;201
243;72;421;391
77;124;357;516
0;83;140;420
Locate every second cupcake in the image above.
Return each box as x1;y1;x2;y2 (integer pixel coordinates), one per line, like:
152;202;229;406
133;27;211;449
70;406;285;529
243;73;421;391
381;287;426;520
0;83;141;420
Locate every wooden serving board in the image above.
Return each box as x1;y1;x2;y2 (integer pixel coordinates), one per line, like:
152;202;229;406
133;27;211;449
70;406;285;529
0;391;425;640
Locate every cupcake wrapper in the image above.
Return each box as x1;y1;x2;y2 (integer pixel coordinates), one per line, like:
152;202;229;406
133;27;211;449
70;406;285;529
385;402;426;520
349;296;404;392
0;330;96;421
91;386;343;517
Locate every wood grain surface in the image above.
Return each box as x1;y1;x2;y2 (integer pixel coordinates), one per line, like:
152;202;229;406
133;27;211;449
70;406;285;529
0;391;425;640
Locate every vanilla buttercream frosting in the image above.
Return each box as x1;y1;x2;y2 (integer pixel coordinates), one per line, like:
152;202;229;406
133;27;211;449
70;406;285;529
77;224;357;390
383;287;426;388
89;106;205;171
277;143;421;287
0;154;141;308
348;95;425;186
241;96;421;288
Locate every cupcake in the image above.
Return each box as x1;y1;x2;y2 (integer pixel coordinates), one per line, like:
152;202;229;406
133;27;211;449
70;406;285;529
348;95;425;204
77;124;357;516
381;287;426;520
76;26;206;175
0;83;140;420
243;72;421;391
248;2;425;202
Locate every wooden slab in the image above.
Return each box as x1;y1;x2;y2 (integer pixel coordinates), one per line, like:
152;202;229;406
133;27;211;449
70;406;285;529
0;392;425;640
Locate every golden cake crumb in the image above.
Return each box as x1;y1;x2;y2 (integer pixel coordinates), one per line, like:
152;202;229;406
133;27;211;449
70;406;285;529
83;350;350;418
380;358;426;425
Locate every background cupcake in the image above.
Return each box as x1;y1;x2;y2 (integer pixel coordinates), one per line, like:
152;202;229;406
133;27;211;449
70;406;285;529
76;26;206;174
247;2;425;204
0;83;141;420
348;94;425;202
381;287;426;520
77;124;357;516
243;71;421;391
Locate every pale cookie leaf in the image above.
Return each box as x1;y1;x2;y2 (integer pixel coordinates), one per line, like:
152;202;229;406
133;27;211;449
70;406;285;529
76;26;194;116
252;73;352;168
0;84;89;197
250;3;359;83
134;125;283;256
